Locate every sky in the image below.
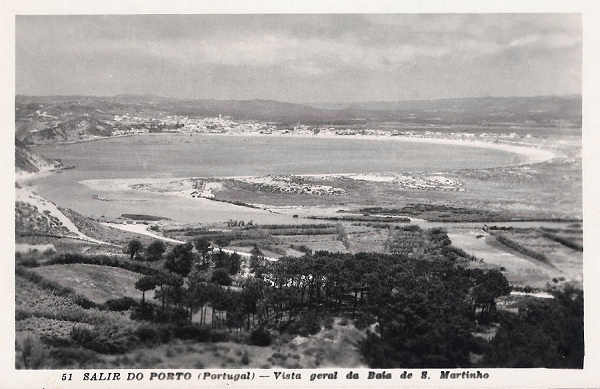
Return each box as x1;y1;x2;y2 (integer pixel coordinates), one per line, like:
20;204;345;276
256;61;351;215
16;14;581;103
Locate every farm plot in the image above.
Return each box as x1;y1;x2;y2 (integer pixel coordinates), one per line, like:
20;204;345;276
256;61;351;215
343;224;390;253
275;234;349;253
498;230;582;287
31;264;144;304
448;231;562;289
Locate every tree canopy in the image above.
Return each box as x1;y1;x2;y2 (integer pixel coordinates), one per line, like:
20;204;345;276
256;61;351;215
125;239;143;260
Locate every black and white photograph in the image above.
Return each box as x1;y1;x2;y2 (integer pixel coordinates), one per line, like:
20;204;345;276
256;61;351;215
12;11;587;374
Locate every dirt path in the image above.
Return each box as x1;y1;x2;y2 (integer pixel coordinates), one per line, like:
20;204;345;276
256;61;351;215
16;186;110;245
101;222;277;261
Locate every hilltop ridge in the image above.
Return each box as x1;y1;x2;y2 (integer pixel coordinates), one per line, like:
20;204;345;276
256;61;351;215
16;95;581;145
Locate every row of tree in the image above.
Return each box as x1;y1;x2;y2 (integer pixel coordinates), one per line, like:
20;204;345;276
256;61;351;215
131;237;513;366
126;234;582;368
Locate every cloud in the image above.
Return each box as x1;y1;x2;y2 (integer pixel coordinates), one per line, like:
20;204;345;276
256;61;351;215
16;14;581;101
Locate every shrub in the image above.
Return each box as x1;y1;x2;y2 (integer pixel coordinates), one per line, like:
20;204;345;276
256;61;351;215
49;347;99;368
18;336;48;369
324;315;334;329
145;240;167;261
401;224;421;232
43;247;56;256
241;350;250;365
103;297;138;312
442;245;478;262
172;325;212;342
541;232;583;251
40;335;75;348
18;258;40;267
71;295;97;309
71;325;138;354
210;331;230;343
354;312;375;330
134;325;172;345
134;326;161;345
70;326;96;345
249;328;272;347
152;306;189;325
130;303;156;321
211;269;232;286
15;310;31;321
284;312;322;336
47;253;165;277
494;234;548;262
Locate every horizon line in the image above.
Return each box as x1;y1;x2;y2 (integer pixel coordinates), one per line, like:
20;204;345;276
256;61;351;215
15;92;582;106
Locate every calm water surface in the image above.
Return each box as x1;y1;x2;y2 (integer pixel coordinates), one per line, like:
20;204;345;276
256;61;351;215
29;134;521;223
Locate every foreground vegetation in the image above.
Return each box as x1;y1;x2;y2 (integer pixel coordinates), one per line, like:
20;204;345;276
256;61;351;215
15;226;584;369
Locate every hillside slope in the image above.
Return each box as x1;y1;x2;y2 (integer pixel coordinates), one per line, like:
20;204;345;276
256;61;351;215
16;186;106;244
15;139;58;174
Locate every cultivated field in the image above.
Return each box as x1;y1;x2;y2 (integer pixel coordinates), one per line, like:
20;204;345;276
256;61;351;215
30;264;144;303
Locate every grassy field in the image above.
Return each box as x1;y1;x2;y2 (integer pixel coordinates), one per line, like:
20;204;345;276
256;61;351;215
31;264;144;304
15;273;133;346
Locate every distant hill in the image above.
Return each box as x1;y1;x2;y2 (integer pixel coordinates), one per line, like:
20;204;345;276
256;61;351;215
341;95;582;127
15;94;581;145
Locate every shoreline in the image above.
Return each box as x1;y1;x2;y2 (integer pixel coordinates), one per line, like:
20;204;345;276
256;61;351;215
21;131;564;226
205;131;557;165
30;130;557;164
73;132;557;195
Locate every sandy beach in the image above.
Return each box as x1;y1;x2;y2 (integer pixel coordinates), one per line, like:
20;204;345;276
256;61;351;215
191;131;557;165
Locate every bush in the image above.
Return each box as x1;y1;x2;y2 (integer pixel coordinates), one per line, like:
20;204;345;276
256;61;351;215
241;350;250;365
401;224;421;232
130;303;155;321
541;231;583;251
152;306;189;325
47;253;165;277
354;312;375;330
172;325;212;342
134;325;172;346
71;325;138;354
17;336;48;369
324;315;334;329
103;297;138;312
40;335;75;348
494;234;548;262
210;331;230;343
211;269;232;286
145;240;167;261
249;328;272;347
18;257;40;267
284;312;322;336
16;310;32;321
70;326;96;345
72;295;97;309
49;347;99;368
135;326;161;345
